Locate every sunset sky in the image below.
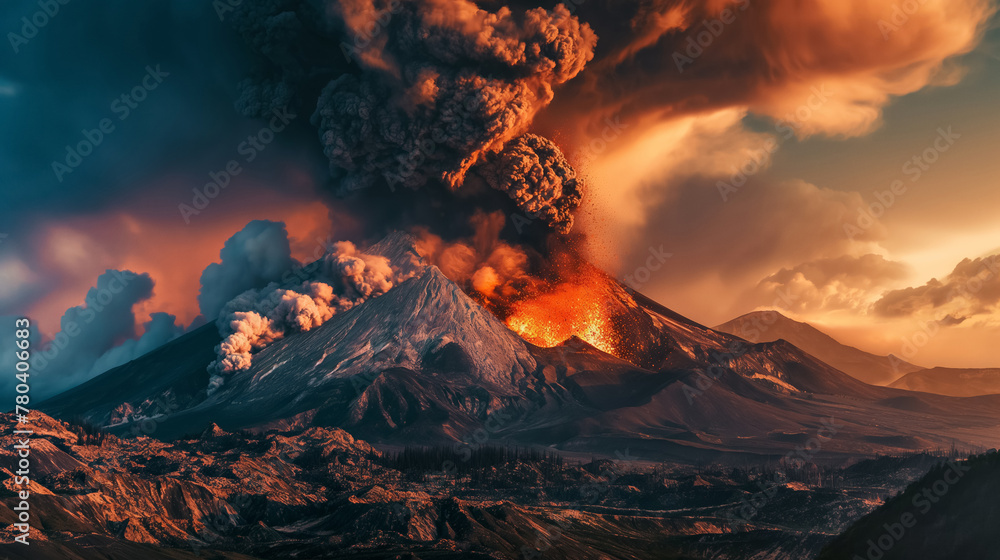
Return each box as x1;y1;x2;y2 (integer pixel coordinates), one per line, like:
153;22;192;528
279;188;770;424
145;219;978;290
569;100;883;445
565;1;1000;368
1;0;998;386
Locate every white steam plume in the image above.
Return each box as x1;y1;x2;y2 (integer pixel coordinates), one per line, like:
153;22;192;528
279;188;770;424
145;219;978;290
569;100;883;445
208;241;412;393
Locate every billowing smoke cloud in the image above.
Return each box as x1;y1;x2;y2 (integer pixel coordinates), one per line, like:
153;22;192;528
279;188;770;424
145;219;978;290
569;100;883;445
412;211;537;302
13;270;182;400
229;0;596;232
208;241;411;392
540;0;994;140
198;220;300;320
480;134;582;233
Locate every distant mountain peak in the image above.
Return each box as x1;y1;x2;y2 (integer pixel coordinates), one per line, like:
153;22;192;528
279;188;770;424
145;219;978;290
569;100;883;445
717;310;805;335
200;423;227;439
715;310;921;385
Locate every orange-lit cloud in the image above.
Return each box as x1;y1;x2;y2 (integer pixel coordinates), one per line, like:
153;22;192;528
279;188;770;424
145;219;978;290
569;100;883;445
537;0;997;370
555;0;993;250
583;170;888;321
872;253;1000;322
545;0;992;266
748;254;910;314
550;0;993;140
412;210;536;301
739;252;1000;369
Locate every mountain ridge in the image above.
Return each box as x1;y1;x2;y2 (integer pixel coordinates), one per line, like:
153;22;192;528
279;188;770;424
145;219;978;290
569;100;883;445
714;310;922;386
34;233;1000;462
889;366;1000;397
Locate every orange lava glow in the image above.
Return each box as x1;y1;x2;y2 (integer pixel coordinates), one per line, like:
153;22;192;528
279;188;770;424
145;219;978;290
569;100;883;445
504;280;619;356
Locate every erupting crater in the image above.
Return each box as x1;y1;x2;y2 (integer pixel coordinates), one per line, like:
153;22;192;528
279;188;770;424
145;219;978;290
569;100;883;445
504;278;619;357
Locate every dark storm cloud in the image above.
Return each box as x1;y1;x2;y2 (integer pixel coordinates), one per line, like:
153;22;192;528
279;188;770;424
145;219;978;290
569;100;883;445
227;0;596;232
0;0;331;341
0;0;323;228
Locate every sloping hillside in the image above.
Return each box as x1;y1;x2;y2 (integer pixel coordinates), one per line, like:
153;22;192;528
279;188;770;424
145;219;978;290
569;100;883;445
715;311;921;385
889;367;1000;397
817;451;1000;560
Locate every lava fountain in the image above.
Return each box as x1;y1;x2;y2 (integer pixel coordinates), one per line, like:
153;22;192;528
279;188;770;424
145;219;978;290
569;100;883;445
503;270;619;356
409;217;625;359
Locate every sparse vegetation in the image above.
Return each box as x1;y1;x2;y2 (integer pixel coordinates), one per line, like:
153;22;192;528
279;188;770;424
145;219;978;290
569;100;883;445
65;417;109;446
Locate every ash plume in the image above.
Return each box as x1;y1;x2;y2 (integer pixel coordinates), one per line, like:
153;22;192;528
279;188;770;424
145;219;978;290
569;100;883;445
229;0;596;233
208;241;412;392
210;1;604;387
480;134;583;233
412;210;538;302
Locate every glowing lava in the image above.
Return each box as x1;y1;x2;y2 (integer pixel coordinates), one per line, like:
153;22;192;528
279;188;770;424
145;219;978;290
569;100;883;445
504;280;619;356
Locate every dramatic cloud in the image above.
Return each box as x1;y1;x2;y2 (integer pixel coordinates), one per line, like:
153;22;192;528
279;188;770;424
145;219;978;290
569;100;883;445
198;220;299;320
750;254;910;314
87;312;185;376
575;109;780;258
209;241;411;391
0;0;342;335
872;253;1000;321
8;198;337;336
17;270;182;400
229;0;596;232
601;174;887;322
539;0;994;278
544;0;994;140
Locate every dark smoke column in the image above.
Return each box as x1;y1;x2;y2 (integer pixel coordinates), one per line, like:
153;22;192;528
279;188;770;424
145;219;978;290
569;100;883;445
480;134;582;234
229;0;596;233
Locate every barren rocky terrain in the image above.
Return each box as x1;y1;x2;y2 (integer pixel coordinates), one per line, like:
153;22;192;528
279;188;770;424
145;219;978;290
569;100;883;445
0;411;964;560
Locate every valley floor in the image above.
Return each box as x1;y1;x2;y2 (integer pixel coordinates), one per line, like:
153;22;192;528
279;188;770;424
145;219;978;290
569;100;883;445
0;412;960;560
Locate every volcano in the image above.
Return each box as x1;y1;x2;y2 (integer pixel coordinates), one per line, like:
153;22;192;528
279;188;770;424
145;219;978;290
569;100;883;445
38;233;1000;461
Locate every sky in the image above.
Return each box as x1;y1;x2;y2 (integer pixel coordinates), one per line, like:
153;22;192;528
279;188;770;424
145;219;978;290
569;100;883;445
1;0;998;399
